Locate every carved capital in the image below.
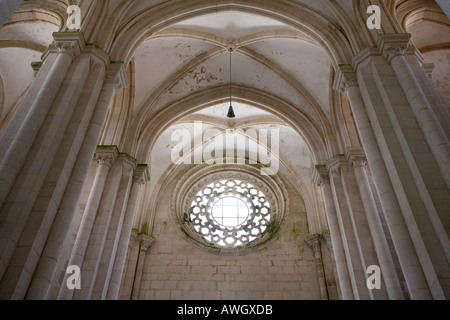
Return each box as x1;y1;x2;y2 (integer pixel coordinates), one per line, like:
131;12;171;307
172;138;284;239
385;44;407;62
305;234;322;253
52;32;85;61
105;62;127;90
334;65;358;93
95;146;119;167
313;166;330;187
322;231;332;250
377;34;411;63
134;164;150;185
422;63;435;79
129;229;140;249
346;147;367;169
139;234;155;252
350;157;367;169
89;58;102;71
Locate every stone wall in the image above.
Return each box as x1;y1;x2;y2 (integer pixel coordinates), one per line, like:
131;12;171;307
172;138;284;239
135;177;321;300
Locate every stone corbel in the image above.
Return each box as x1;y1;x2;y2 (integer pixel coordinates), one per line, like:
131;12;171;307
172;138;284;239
313;165;330;187
305;233;322;252
129;229;140;250
333;65;358;94
118;153;138;173
139;234;155;253
105;62;128;91
134;164;150;185
325;154;346;175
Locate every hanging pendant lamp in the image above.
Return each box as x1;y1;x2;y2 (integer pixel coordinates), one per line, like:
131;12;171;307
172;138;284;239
227;49;235;118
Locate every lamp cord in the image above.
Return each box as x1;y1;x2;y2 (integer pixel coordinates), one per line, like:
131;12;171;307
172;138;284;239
229;51;232;107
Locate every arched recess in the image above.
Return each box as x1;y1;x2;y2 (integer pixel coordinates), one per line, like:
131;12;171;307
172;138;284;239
125;36;337;162
136;117;326;238
130;85;333;166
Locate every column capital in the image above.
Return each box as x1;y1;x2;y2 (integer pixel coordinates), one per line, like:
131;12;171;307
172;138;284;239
134;164;150;185
95;145;119;167
334;64;358;93
313;166;330;186
139;234;155;252
322;230;332;249
345;147;367;169
105;62;128;90
326;154;346;173
305;233;322;252
377;33;411;63
118;153;137;171
129;229;140;249
51;32;86;61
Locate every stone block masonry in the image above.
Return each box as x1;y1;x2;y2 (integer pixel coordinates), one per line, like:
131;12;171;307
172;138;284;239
136;178;320;300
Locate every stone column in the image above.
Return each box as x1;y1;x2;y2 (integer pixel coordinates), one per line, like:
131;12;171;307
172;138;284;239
378;34;450;187
334;65;432;300
107;165;149;300
0;33;83;281
0;33;83;209
131;235;154;300
350;154;404;300
26;64;127;300
90;154;137;300
118;230;140;300
57;146;118;300
328;163;371;300
313;167;354;300
322;231;340;300
306;234;328;300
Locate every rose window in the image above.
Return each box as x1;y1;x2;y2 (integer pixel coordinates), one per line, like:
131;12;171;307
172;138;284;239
172;164;288;253
189;180;272;247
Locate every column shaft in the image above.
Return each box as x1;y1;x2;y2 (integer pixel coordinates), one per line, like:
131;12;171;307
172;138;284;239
344;81;431;299
390;54;450;187
131;236;154;300
329;167;370;300
57;149;116;300
91;159;134;300
26;79;119;300
352;159;404;299
107;168;147;300
318;179;354;300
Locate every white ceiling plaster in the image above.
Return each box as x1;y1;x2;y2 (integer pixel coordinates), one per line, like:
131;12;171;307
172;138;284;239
408;21;450;49
0;22;58;48
133;37;216;115
246;38;331;116
0;48;40;120
192;102;272;120
144;52;316;122
148;118;312;194
171;11;293;40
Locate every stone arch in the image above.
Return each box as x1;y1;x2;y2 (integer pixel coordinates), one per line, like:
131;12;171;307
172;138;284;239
139;124;325;238
106;0;355;67
129;84;333;166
